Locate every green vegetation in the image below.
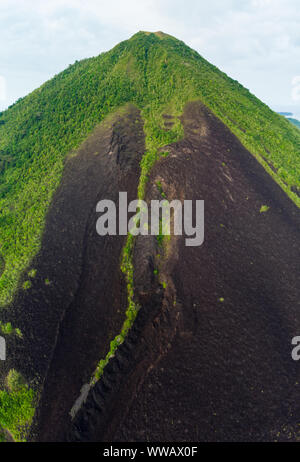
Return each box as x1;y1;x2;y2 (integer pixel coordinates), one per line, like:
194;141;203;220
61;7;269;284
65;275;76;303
6;369;26;392
22;280;32;290
93;231;138;382
0;428;6;442
0;370;35;441
156;180;167;198
260;205;270;213
0;31;299;308
288;118;300;130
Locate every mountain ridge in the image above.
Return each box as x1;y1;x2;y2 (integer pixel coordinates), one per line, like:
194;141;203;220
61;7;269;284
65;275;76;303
0;31;299;306
0;31;300;441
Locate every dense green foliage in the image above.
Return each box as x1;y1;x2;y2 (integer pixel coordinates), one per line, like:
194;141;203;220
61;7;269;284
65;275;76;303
0;30;300;307
0;370;35;441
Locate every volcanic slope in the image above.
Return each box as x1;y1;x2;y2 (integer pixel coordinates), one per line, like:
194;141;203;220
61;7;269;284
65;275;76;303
67;102;300;443
0;32;299;441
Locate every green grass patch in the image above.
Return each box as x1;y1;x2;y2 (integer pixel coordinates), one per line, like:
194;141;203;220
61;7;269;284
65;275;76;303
1;31;300;427
22;280;32;290
27;269;37;278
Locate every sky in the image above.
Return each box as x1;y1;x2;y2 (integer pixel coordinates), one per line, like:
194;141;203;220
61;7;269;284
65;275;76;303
0;0;299;119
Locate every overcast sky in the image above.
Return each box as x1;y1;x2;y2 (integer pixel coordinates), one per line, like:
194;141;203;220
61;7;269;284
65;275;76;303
0;0;299;118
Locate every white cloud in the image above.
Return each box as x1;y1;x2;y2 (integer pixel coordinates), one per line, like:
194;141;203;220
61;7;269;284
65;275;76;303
0;76;7;102
292;76;300;102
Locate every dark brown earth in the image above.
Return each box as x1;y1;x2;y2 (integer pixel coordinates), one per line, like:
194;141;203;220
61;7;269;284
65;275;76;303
2;101;299;442
67;102;300;442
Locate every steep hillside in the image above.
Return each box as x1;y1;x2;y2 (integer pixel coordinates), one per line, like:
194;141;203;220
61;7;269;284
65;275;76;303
0;31;299;441
68;102;300;443
0;31;299;308
288;117;300;129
